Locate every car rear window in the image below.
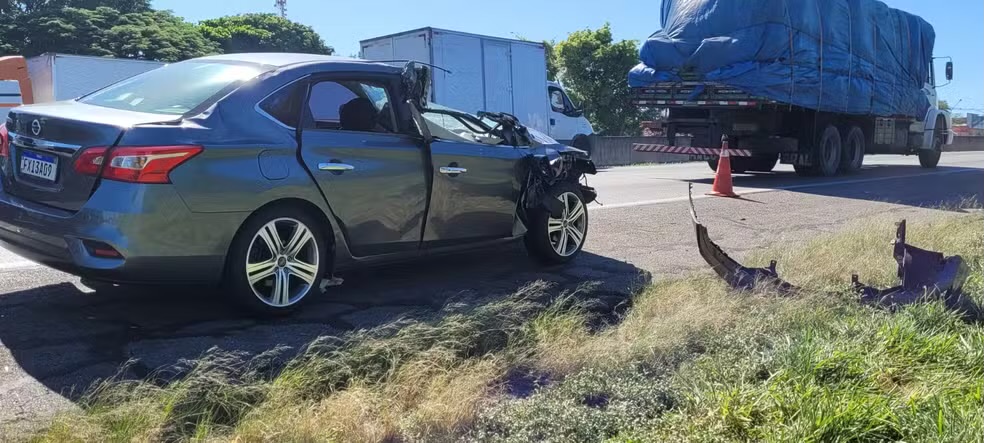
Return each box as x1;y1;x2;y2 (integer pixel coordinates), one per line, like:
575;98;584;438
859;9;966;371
78;61;266;115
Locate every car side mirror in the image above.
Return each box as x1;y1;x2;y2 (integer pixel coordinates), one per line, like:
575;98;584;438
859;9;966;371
570;108;584;118
406;100;432;145
945;61;953;81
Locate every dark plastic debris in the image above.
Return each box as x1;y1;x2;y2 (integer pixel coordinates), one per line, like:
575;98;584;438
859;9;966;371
688;184;797;294
853;220;982;322
688;184;981;322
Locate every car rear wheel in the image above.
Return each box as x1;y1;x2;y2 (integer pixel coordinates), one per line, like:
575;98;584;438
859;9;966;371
225;206;326;315
524;183;588;264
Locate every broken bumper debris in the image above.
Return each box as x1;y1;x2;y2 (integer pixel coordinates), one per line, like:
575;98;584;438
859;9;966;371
688;184;981;322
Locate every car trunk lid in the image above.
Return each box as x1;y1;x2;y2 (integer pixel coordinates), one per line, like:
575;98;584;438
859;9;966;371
3;101;177;212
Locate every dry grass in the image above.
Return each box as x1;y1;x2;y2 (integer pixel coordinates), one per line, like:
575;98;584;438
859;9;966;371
26;212;984;443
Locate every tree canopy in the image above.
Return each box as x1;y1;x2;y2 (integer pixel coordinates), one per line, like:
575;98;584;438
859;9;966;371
0;2;331;62
552;24;642;135
200;14;332;55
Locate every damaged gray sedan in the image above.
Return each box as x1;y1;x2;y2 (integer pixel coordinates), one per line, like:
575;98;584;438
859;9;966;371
0;54;596;315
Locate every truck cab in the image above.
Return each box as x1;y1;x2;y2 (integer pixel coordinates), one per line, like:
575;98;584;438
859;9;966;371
547;81;594;147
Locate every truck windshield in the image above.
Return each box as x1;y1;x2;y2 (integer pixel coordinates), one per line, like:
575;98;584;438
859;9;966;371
78;61;266;115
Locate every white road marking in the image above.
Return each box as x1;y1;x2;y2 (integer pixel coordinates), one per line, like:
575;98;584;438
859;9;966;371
0;260;40;272
589;167;980;211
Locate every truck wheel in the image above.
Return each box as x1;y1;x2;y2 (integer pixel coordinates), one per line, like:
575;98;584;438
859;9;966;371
793;165;814;176
748;154;779;172
919;119;944;168
840;126;865;173
812;124;842;177
524;182;588;265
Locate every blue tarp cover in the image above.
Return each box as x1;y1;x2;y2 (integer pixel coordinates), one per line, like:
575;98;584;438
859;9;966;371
629;0;935;118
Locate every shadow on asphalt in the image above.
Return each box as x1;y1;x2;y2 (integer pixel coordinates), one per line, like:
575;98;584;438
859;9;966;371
0;243;649;402
685;165;983;209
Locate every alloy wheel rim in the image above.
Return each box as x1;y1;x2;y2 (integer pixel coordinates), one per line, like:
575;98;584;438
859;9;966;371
245;218;319;307
548;192;587;257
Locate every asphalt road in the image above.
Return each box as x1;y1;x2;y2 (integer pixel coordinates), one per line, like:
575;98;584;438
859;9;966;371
1;151;982;435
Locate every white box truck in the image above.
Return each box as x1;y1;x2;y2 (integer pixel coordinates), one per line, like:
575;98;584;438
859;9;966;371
25;53;165;103
360;28;594;147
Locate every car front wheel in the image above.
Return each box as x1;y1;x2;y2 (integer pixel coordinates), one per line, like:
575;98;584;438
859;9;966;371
225;206;326;315
524;183;588;264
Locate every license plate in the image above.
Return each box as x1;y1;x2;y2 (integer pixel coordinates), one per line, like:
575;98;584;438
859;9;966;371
20;151;58;182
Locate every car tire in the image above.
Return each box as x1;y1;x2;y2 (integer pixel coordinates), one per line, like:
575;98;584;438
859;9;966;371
840;126;865;173
707;159;718;172
919;119;944;168
524;182;588;265
224;205;327;316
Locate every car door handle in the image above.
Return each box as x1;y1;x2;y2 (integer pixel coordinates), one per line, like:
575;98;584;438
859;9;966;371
439;166;467;175
319;163;355;172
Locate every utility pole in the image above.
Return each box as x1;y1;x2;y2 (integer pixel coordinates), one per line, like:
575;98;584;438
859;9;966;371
274;0;287;18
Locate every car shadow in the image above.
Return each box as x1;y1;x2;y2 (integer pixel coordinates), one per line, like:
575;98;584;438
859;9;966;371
0;243;650;406
687;164;983;209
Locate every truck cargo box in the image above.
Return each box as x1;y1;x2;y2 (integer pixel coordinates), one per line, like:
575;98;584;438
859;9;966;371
26;53;165;103
628;0;936;119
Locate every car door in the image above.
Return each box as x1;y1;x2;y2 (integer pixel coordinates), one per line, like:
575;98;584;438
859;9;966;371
423;136;527;248
298;75;428;257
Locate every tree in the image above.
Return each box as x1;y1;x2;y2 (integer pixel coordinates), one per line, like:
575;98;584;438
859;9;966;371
553;24;641;135
543;40;559;81
106;10;220;61
7;6;217;61
199;13;333;55
938;100;951;111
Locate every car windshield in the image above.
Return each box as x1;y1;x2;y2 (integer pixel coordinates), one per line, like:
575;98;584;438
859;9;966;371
421;103;501;144
78;61;266;115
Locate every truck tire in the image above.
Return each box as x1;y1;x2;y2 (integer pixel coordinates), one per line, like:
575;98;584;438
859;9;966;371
811;124;842;177
748;154;779;172
919;119;944;168
840;126;865;173
708;158;749;174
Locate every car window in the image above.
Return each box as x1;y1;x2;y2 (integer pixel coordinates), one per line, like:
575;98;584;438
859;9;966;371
79;61;266;116
549;88;565;112
259;83;305;128
307;80;395;133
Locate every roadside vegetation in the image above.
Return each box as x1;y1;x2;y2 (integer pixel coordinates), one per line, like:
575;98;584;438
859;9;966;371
27;212;984;443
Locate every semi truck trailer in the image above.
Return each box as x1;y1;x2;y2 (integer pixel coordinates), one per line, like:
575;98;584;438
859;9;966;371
628;0;953;176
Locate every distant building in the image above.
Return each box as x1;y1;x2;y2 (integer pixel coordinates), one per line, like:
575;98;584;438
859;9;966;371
967;113;984;129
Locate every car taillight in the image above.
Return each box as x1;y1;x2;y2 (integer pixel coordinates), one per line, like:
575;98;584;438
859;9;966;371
74;147;108;176
75;145;203;184
0;124;8;159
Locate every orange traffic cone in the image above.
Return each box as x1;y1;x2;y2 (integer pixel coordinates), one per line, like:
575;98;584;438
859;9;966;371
708;136;739;198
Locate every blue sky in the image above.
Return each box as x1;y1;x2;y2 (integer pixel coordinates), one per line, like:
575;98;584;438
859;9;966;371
154;0;983;114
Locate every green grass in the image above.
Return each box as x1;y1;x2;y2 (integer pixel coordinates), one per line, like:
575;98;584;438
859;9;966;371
24;213;984;443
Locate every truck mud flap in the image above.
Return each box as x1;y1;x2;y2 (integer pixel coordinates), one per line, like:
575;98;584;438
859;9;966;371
852;220;982;322
688;184;798;294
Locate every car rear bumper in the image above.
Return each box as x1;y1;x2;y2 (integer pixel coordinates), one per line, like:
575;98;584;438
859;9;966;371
0;180;248;284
